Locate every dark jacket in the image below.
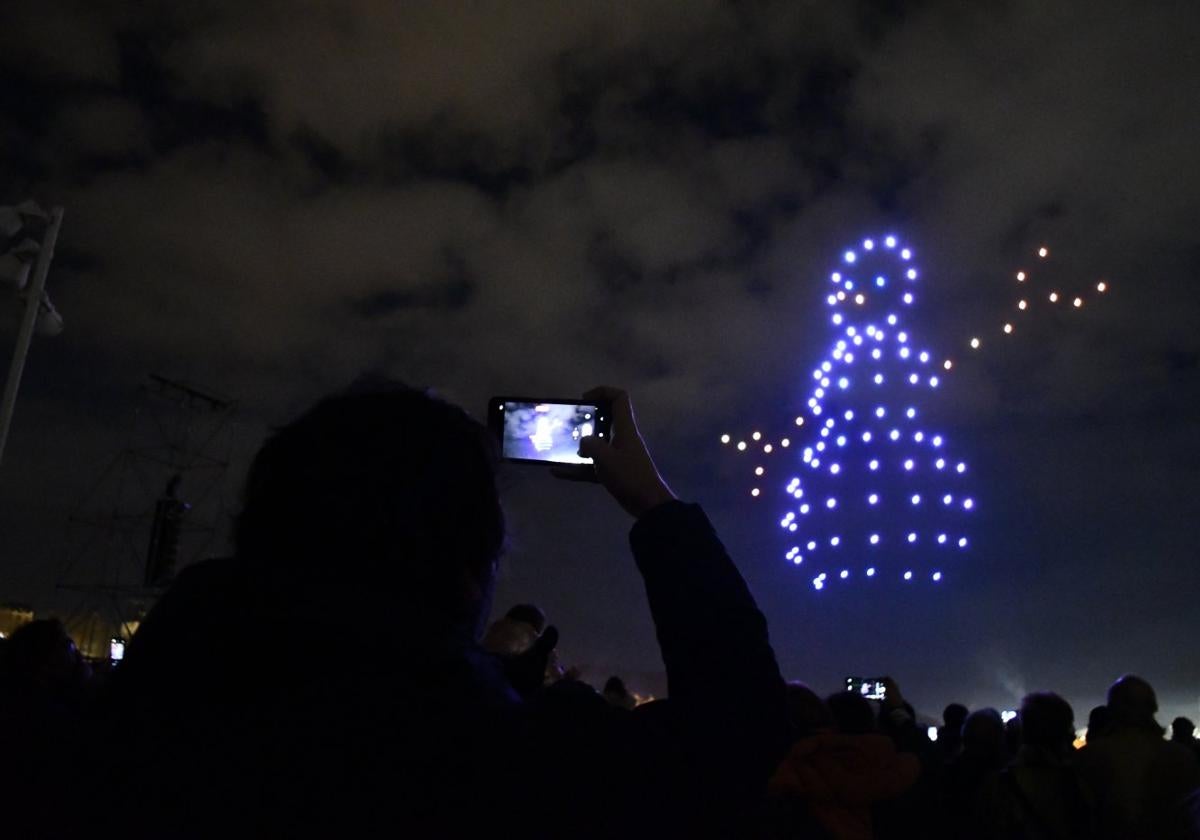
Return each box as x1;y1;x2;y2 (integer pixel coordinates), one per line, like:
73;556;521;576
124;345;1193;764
86;501;788;838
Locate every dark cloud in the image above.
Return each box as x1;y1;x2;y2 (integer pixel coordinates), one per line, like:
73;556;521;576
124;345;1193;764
2;0;1199;718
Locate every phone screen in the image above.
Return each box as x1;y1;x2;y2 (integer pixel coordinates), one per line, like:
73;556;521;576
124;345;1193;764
494;399;608;465
846;677;887;701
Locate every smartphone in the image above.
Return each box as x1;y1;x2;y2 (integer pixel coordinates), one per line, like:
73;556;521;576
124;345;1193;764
846;676;887;701
488;397;612;465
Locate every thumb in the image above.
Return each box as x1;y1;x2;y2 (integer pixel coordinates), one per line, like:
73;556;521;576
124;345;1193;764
578;435;612;463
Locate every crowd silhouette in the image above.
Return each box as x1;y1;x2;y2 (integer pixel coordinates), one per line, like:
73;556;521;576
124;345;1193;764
0;382;1197;838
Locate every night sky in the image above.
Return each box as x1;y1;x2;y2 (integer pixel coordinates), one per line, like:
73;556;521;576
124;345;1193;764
2;1;1198;723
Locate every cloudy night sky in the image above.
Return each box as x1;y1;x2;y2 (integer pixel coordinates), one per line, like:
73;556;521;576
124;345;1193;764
2;1;1198;721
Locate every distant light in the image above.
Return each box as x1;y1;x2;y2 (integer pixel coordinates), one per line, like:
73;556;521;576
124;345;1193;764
900;347;911;359
795;416;805;426
832;313;844;325
836;436;846;447
837;290;846;300
826;497;837;509
855;294;865;305
862;431;872;442
887;314;898;325
901;248;911;260
752;431;761;441
853;335;864;346
958;537;968;548
789;523;798;532
831;536;841;547
720;434;730;444
840;569;849;579
904;570;913;580
944;359;953;370
868;493;879;505
751;488;760;497
838;377;849;389
803;447;813;461
844;250;857;263
827;294;838;306
763;444;773;453
906;407;916;419
781;438;791;447
929;377;939;388
876;276;886;288
1038;246;1048;258
1073;297;1083;308
1017;271;1026;281
919;351;929;363
936;458;946;469
928;726;939;741
906;268;917;280
1018;300;1028;311
911;494;921;505
830;463;841;474
110;638;126;662
755;466;764;476
1096;281;1107;292
876;407;886;418
938;533;947;544
904;458;914;470
844;410;855;421
932;436;943;447
737;441;747;451
1003;323;1013;334
799;503;809;513
943;494;952;505
970;337;981;349
963;498;974;510
898;331;908;343
872;348;882;359
863;238;875;250
813;579;824;590
932;572;942;582
903;293;913;305
866;567;876;576
869;459;879;470
792;555;802;565
870;533;880;544
909;373;919;384
890;429;901;441
885;236;897;248
1049;292;1059;303
907;532;917;543
843;280;854;291
956;462;967;473
875;373;884;385
808;541;817;550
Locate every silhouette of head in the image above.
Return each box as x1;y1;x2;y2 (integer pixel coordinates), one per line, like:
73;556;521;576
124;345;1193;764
943;702;969;733
1106;674;1159;731
1086;705;1110;741
962;708;1005;762
827;690;876;734
1019;692;1075;753
786;682;834;736
235;382;504;625
0;618;90;697
505;604;547;634
1171;717;1196;741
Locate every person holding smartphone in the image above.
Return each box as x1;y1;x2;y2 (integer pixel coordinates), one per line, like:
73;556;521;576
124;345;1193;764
92;383;788;839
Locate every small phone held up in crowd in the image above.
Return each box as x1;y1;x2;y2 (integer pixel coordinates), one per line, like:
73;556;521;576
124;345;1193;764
846;676;888;701
487;397;612;465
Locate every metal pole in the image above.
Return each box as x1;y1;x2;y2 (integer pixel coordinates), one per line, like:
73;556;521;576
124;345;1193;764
0;206;64;467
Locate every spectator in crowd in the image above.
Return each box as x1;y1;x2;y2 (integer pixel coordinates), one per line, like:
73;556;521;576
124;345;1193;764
1086;705;1112;744
944;708;1007;837
1172;717;1200;762
937;703;969;762
983;691;1096;839
481;603;546;656
768;683;919;840
1076;675;1200;840
92;384;789;838
602;675;637;710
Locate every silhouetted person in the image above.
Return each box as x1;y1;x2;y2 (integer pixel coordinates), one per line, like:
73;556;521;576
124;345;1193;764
1086;705;1111;744
769;683;918;840
983;692;1096;839
1076;675;1200;839
938;703;969;762
945;708;1007;838
95;384;788;838
602;675;636;710
1172;717;1200;762
0;619;93;836
481;603;547;655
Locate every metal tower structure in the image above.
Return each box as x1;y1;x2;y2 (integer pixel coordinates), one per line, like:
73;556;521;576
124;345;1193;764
56;375;237;659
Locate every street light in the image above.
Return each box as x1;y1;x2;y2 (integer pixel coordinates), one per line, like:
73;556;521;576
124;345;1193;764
0;200;65;466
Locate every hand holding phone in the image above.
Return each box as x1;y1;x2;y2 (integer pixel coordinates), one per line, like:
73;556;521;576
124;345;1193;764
557;387;676;519
488;397;612;465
